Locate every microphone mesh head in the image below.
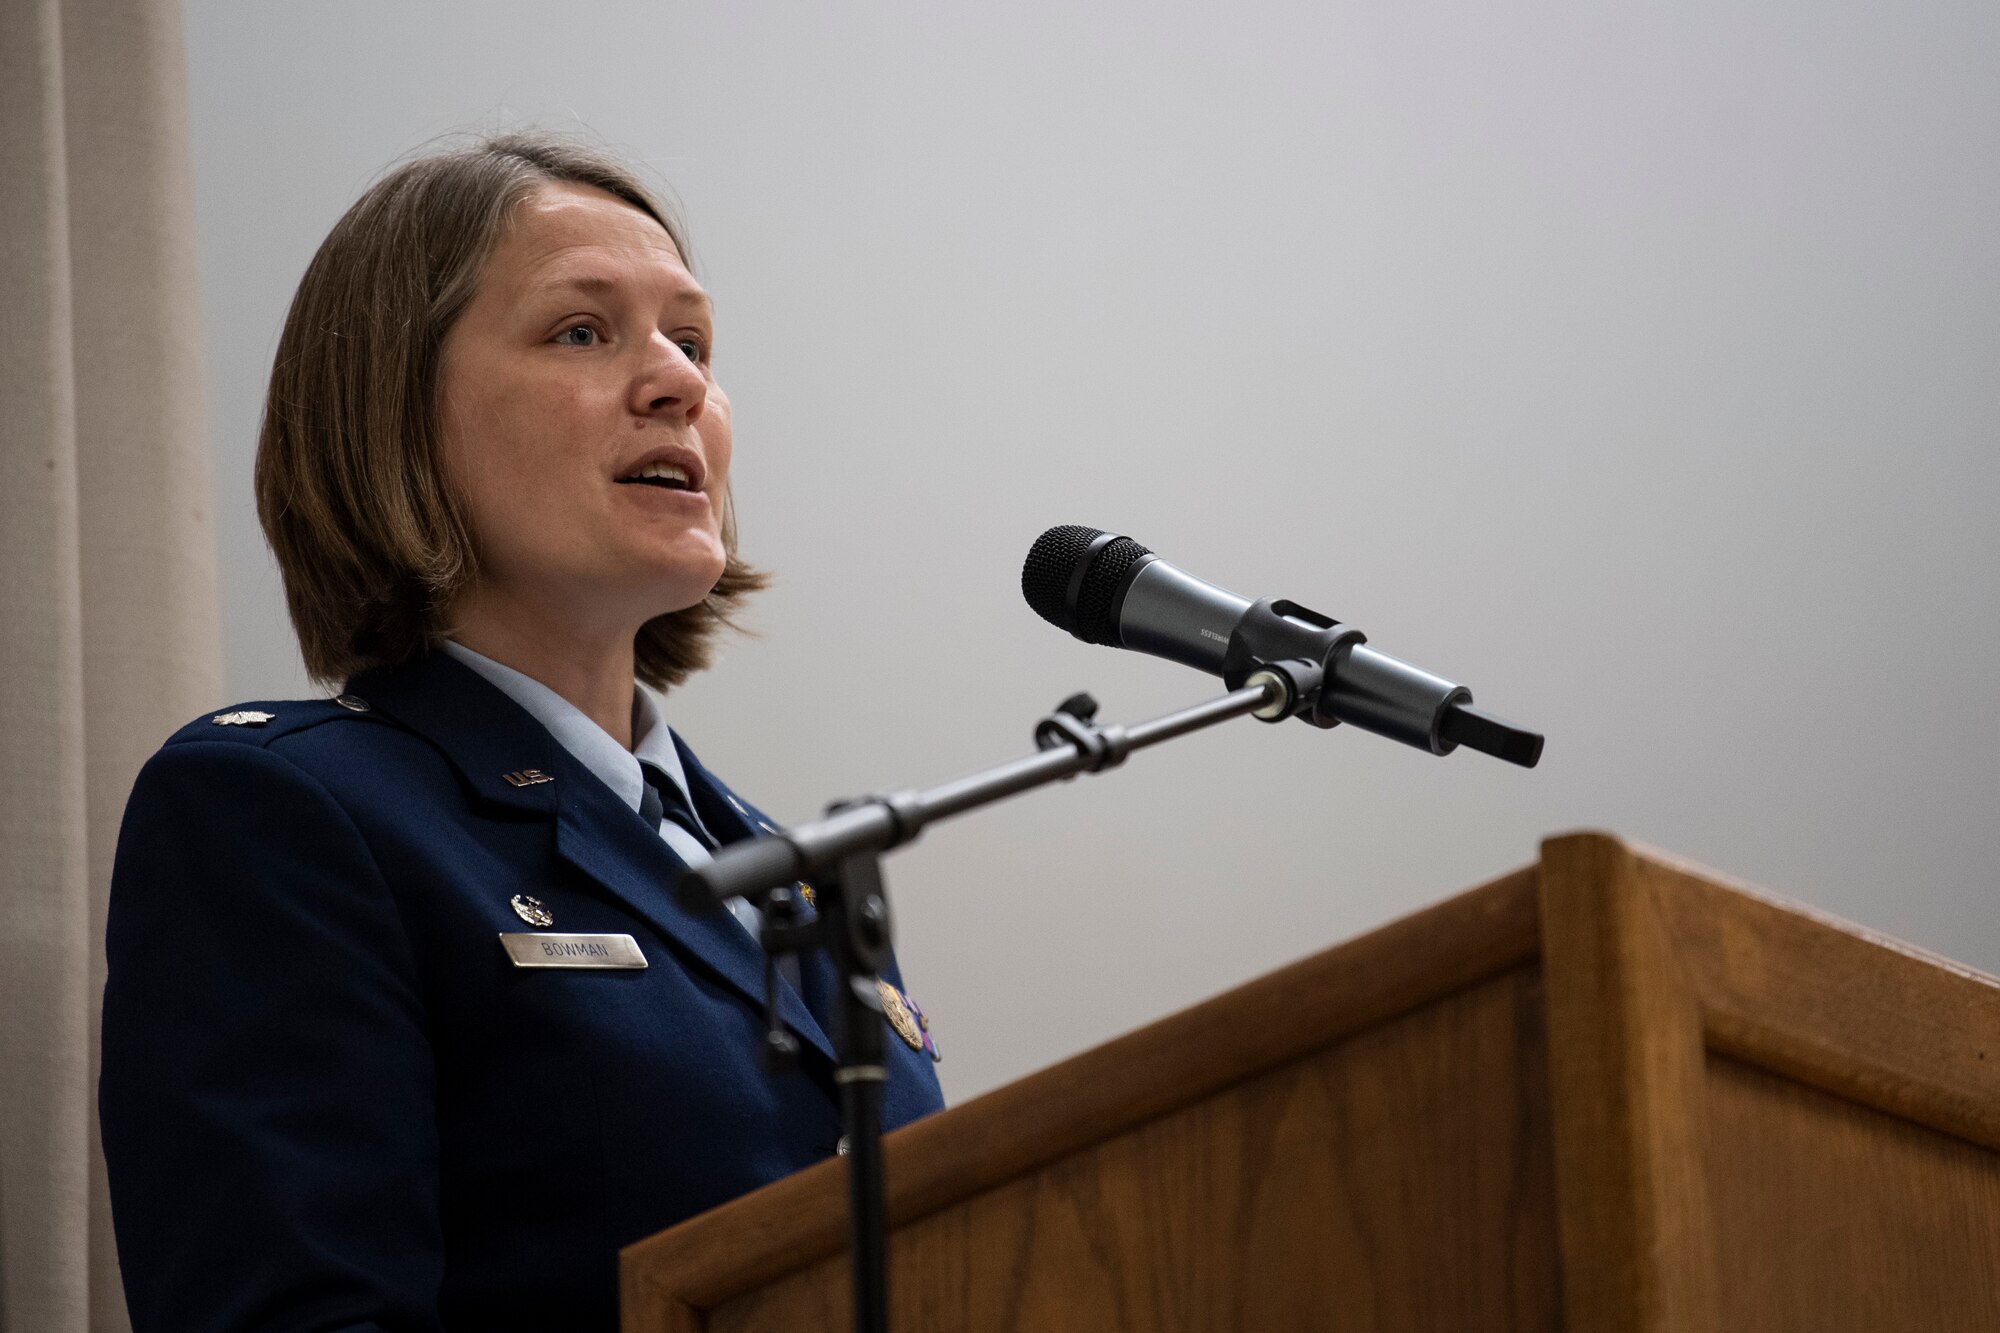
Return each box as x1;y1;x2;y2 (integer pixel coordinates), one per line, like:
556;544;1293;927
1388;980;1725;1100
1072;535;1152;644
1021;524;1152;645
1022;525;1101;631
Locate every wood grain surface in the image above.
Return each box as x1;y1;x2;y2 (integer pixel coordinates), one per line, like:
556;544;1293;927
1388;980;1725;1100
710;968;1560;1332
1706;1053;2000;1328
1645;847;2000;1151
1538;832;2000;1332
1538;833;1720;1333
623;834;2000;1332
624;865;1541;1324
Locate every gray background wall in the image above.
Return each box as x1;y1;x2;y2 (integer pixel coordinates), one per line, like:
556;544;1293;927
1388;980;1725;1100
185;0;1999;1104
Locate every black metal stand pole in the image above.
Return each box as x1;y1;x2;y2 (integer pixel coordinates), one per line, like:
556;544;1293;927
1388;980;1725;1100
819;850;891;1333
840;1063;886;1333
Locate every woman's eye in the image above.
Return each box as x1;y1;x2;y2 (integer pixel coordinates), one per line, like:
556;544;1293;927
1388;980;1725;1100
557;324;599;347
675;338;706;363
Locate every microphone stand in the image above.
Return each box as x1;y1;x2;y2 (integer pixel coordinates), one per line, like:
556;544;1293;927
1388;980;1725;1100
678;663;1318;1333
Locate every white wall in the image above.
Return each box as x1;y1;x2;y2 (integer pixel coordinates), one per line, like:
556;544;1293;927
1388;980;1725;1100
185;0;2000;1102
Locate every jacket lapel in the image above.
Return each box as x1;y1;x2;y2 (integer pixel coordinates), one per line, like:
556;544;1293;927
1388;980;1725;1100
349;652;835;1065
674;737;866;1042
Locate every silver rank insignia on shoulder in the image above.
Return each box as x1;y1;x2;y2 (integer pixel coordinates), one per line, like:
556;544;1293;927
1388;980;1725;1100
211;710;275;727
502;769;553;787
510;894;554;927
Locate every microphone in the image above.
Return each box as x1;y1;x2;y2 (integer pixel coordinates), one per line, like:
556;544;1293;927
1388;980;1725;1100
1021;525;1543;767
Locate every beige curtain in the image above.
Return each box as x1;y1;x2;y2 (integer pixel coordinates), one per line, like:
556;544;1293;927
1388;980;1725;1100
0;0;220;1328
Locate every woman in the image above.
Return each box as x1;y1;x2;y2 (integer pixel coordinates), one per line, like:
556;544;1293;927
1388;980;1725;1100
99;132;945;1333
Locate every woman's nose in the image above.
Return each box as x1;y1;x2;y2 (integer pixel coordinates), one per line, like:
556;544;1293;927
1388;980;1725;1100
634;334;706;422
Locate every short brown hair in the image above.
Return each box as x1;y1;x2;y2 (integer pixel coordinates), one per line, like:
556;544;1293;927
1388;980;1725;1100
255;130;766;690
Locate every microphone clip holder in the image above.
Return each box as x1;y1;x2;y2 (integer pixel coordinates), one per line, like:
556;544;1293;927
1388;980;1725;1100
1241;658;1327;722
1220;598;1364;728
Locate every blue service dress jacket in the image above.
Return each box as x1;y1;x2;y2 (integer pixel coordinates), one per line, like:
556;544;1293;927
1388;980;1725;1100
99;650;945;1333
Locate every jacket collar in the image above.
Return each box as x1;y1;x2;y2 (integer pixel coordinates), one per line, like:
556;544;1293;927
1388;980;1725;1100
349;650;566;817
347;650;835;1064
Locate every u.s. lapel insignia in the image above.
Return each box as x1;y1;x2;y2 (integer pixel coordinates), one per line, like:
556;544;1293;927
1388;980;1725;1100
510;894;554;927
211;710;275;727
797;881;817;907
502;769;554;788
877;978;928;1055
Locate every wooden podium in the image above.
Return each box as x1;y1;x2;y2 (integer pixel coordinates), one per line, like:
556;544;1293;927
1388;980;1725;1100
622;833;2000;1331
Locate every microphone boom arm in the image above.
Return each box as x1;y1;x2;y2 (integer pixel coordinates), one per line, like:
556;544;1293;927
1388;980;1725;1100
677;679;1285;911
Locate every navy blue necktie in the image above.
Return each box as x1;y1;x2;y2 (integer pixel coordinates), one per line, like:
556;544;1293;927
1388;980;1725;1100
638;761;716;849
642;764;822;1023
636;764;832;1020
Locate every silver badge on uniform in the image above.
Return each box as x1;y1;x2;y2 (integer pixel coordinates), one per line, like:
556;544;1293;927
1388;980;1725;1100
510;895;554;927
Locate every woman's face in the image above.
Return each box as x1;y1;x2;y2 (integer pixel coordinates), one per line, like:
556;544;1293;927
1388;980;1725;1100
437;182;730;635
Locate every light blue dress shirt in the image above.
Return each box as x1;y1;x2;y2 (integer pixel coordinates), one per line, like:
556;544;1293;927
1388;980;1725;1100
439;640;759;937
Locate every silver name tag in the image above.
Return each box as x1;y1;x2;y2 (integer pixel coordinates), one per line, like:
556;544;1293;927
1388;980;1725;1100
499;933;648;969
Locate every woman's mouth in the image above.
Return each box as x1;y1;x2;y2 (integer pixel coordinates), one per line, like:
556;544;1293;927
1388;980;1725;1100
615;461;694;491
